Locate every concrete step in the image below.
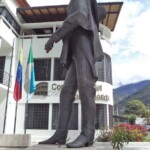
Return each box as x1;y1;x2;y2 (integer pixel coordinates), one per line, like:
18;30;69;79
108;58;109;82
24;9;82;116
0;134;31;148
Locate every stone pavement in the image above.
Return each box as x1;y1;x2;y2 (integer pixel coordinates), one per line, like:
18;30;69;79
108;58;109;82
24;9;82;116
0;142;150;150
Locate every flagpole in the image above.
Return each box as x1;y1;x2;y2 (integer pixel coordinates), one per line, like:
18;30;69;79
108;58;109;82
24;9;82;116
3;39;15;133
13;102;18;134
21;36;27;134
24;37;36;134
13;38;24;134
24;37;33;134
24;96;28;134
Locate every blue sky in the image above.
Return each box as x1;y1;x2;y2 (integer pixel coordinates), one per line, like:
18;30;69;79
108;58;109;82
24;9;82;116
27;0;150;87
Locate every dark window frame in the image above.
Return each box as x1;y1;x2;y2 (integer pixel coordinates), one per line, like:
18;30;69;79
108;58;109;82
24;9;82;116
52;103;78;130
95;53;112;84
95;104;107;129
0;56;5;84
34;58;51;81
0;6;20;34
26;104;49;129
54;58;66;81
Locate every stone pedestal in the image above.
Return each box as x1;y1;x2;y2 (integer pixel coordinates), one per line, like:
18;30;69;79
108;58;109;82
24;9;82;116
0;134;31;148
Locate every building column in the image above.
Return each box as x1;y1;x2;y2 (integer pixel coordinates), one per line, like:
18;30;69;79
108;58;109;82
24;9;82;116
106;104;110;130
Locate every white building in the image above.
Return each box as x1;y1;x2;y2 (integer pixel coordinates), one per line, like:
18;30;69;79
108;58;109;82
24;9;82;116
0;0;123;142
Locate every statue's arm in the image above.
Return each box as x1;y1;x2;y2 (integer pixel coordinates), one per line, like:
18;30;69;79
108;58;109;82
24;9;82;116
45;22;77;52
52;22;78;43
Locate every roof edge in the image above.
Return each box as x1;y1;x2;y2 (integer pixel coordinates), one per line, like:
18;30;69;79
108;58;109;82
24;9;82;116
16;0;30;8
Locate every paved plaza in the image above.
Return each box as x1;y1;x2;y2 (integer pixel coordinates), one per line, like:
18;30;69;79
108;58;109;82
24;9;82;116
0;142;150;150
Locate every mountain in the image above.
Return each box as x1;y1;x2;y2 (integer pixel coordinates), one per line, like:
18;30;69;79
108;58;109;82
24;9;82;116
119;84;150;106
113;80;150;103
114;80;150;115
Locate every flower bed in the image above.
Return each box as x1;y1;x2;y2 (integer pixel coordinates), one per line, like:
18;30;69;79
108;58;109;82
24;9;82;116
111;123;148;149
116;124;148;141
96;124;149;149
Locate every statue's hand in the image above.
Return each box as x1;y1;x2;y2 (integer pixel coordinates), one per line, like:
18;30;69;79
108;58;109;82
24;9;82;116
99;54;104;61
45;37;54;53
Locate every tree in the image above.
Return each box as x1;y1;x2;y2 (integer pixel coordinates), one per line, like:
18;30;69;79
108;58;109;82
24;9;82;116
125;100;146;116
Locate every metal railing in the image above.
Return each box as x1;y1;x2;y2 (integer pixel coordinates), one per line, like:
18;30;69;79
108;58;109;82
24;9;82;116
0;69;12;87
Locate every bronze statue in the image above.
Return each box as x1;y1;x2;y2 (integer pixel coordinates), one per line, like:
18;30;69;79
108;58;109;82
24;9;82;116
39;0;105;148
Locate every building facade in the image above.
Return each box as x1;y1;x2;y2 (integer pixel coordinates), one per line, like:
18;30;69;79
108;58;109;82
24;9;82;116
0;0;123;142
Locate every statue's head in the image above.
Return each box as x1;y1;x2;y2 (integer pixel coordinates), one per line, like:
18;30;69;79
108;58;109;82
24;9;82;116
97;6;106;22
91;1;106;27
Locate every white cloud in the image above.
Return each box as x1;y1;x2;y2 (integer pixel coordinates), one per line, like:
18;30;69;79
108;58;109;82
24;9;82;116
112;54;150;86
111;0;150;87
129;9;150;56
27;0;70;6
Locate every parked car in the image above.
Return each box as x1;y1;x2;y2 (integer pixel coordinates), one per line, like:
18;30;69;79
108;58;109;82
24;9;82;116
143;125;150;131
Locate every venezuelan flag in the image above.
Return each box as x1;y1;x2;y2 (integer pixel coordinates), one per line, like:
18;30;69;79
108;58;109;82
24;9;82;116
13;48;23;102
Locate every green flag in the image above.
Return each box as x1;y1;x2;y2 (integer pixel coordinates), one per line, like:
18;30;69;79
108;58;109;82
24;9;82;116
24;45;36;94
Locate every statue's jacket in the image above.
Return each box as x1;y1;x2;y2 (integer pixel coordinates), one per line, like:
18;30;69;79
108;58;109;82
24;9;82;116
51;0;104;79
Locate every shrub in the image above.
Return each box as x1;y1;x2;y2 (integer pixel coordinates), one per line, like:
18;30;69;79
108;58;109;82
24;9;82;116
142;110;150;118
125;100;146;116
133;124;148;137
96;130;112;142
115;124;148;142
111;124;148;150
96;124;148;149
128;114;136;125
111;126;129;150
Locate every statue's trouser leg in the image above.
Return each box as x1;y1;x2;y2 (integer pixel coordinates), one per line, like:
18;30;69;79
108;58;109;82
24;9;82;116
39;62;77;144
67;49;96;148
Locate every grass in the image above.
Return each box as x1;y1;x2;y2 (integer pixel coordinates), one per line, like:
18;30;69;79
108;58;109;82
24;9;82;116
143;133;150;142
143;137;150;142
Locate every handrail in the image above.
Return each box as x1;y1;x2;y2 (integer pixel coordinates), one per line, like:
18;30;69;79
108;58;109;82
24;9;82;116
0;69;12;87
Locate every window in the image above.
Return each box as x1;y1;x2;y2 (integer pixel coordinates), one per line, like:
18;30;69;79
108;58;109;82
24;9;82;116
109;105;113;129
95;53;112;84
26;104;49;129
34;58;51;81
95;104;107;129
0;7;20;34
95;60;104;82
54;58;66;80
52;103;78;130
105;54;112;84
0;57;5;84
44;28;53;34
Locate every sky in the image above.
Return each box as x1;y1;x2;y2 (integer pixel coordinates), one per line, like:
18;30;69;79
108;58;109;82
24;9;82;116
27;0;150;87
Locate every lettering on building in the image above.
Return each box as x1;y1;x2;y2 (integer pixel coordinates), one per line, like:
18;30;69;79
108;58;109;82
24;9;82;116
49;83;110;102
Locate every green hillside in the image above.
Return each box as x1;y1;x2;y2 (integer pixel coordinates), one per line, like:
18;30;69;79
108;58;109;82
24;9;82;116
119;84;150;106
114;80;150;103
117;83;150;115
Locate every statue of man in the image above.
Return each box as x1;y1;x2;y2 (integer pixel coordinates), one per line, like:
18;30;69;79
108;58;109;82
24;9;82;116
39;0;105;148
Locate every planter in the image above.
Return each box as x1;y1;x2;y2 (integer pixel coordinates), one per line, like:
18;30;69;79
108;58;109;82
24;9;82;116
0;134;31;148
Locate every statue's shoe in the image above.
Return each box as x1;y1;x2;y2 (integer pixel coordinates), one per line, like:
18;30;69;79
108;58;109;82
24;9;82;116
39;132;67;144
66;134;93;148
39;137;65;144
